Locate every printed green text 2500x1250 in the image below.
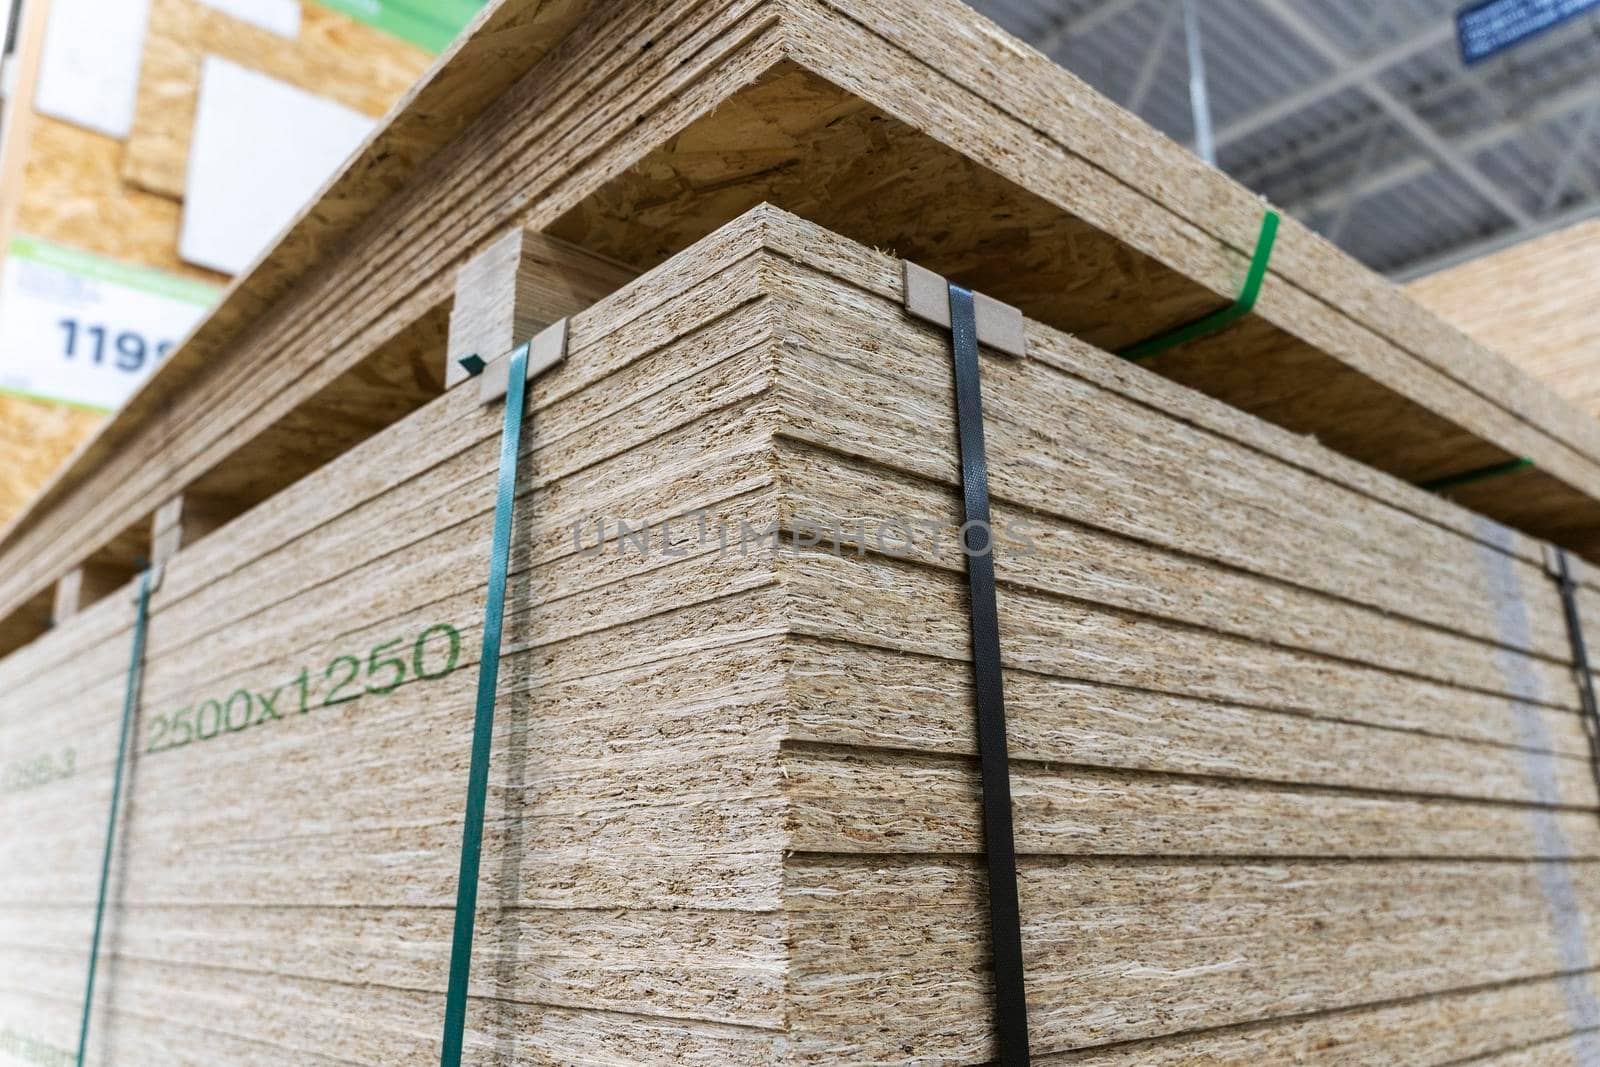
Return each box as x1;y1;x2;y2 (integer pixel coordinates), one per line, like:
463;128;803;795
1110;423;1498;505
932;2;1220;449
143;622;462;755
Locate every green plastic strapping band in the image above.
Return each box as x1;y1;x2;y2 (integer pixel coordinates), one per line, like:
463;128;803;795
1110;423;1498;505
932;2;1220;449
77;569;152;1067
439;342;529;1067
1418;456;1534;494
1119;209;1281;363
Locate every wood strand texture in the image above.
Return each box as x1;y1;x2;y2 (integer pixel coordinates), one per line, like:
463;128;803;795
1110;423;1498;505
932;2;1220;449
4;208;1600;1064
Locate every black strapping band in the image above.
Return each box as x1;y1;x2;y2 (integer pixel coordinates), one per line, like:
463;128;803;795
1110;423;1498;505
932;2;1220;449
947;281;1032;1065
1550;548;1600;799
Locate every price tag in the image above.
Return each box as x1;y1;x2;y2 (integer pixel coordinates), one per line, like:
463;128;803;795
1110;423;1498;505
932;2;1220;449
0;237;220;413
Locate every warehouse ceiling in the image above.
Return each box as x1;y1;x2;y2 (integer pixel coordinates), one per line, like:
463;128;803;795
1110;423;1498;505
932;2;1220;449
966;0;1600;280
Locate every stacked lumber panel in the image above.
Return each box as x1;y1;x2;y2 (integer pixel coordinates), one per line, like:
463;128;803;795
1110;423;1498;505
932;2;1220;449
4;0;1600;1061
755;209;1600;1061
15;0;1600;648
0;208;795;1063
4;204;1600;1063
1409;220;1600;420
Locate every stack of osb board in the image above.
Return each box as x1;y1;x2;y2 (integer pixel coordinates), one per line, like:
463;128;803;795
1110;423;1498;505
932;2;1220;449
7;0;1600;625
0;400;97;547
0;0;432;528
4;203;1600;1064
1410;219;1600;420
0;0;1599;1062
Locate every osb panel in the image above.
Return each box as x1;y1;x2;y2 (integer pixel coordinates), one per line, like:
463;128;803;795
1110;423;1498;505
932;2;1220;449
546;55;1600;551
1;208;1598;1062
548;62;1222;352
12;115;223;282
1409;220;1600;418
18;0;1600;640
810;0;1600;481
0;0;763;619
0;393;103;529
122;0;433;201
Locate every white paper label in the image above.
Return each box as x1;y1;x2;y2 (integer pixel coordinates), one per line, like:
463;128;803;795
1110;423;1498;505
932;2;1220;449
180;56;374;275
0;238;220;412
0;3;14;72
33;0;152;138
196;0;302;38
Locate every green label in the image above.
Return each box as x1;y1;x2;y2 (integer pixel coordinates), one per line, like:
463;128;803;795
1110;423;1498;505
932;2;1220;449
7;237;221;307
313;0;488;53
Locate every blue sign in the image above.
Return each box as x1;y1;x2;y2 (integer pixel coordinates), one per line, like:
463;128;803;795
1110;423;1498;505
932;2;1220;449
1457;0;1600;63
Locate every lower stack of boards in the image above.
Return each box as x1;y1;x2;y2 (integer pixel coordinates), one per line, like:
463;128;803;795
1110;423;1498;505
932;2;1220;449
3;206;1598;1065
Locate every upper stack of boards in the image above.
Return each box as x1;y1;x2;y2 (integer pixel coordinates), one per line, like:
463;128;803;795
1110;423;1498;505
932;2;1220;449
2;0;1600;1064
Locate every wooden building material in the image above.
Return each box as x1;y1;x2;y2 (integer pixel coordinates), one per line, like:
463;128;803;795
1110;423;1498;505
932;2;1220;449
5;0;1600;1058
149;494;217;567
49;565;125;624
805;0;1600;490
0;394;99;530
445;226;635;387
545;45;1600;539
8;0;1600;655
1035;973;1600;1064
4;207;1600;1063
783;857;1600;1061
10;115;205;276
1409;219;1600;419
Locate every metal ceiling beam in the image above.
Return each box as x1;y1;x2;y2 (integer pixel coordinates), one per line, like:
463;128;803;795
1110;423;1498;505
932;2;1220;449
1455;56;1600;203
1542;98;1600;212
1031;0;1147;58
1230;74;1458;188
1228;18;1594;189
1390;197;1600;281
1254;0;1532;225
1125;0;1180;115
1183;0;1215;164
1213;20;1455;151
1324;125;1387;243
1281;74;1600;218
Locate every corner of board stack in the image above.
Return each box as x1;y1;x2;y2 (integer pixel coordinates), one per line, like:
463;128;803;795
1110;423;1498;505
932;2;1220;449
4;1;1600;1065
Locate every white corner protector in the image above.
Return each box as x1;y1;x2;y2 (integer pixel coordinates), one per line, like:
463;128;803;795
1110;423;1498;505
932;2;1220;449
477;318;569;404
902;261;1027;359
